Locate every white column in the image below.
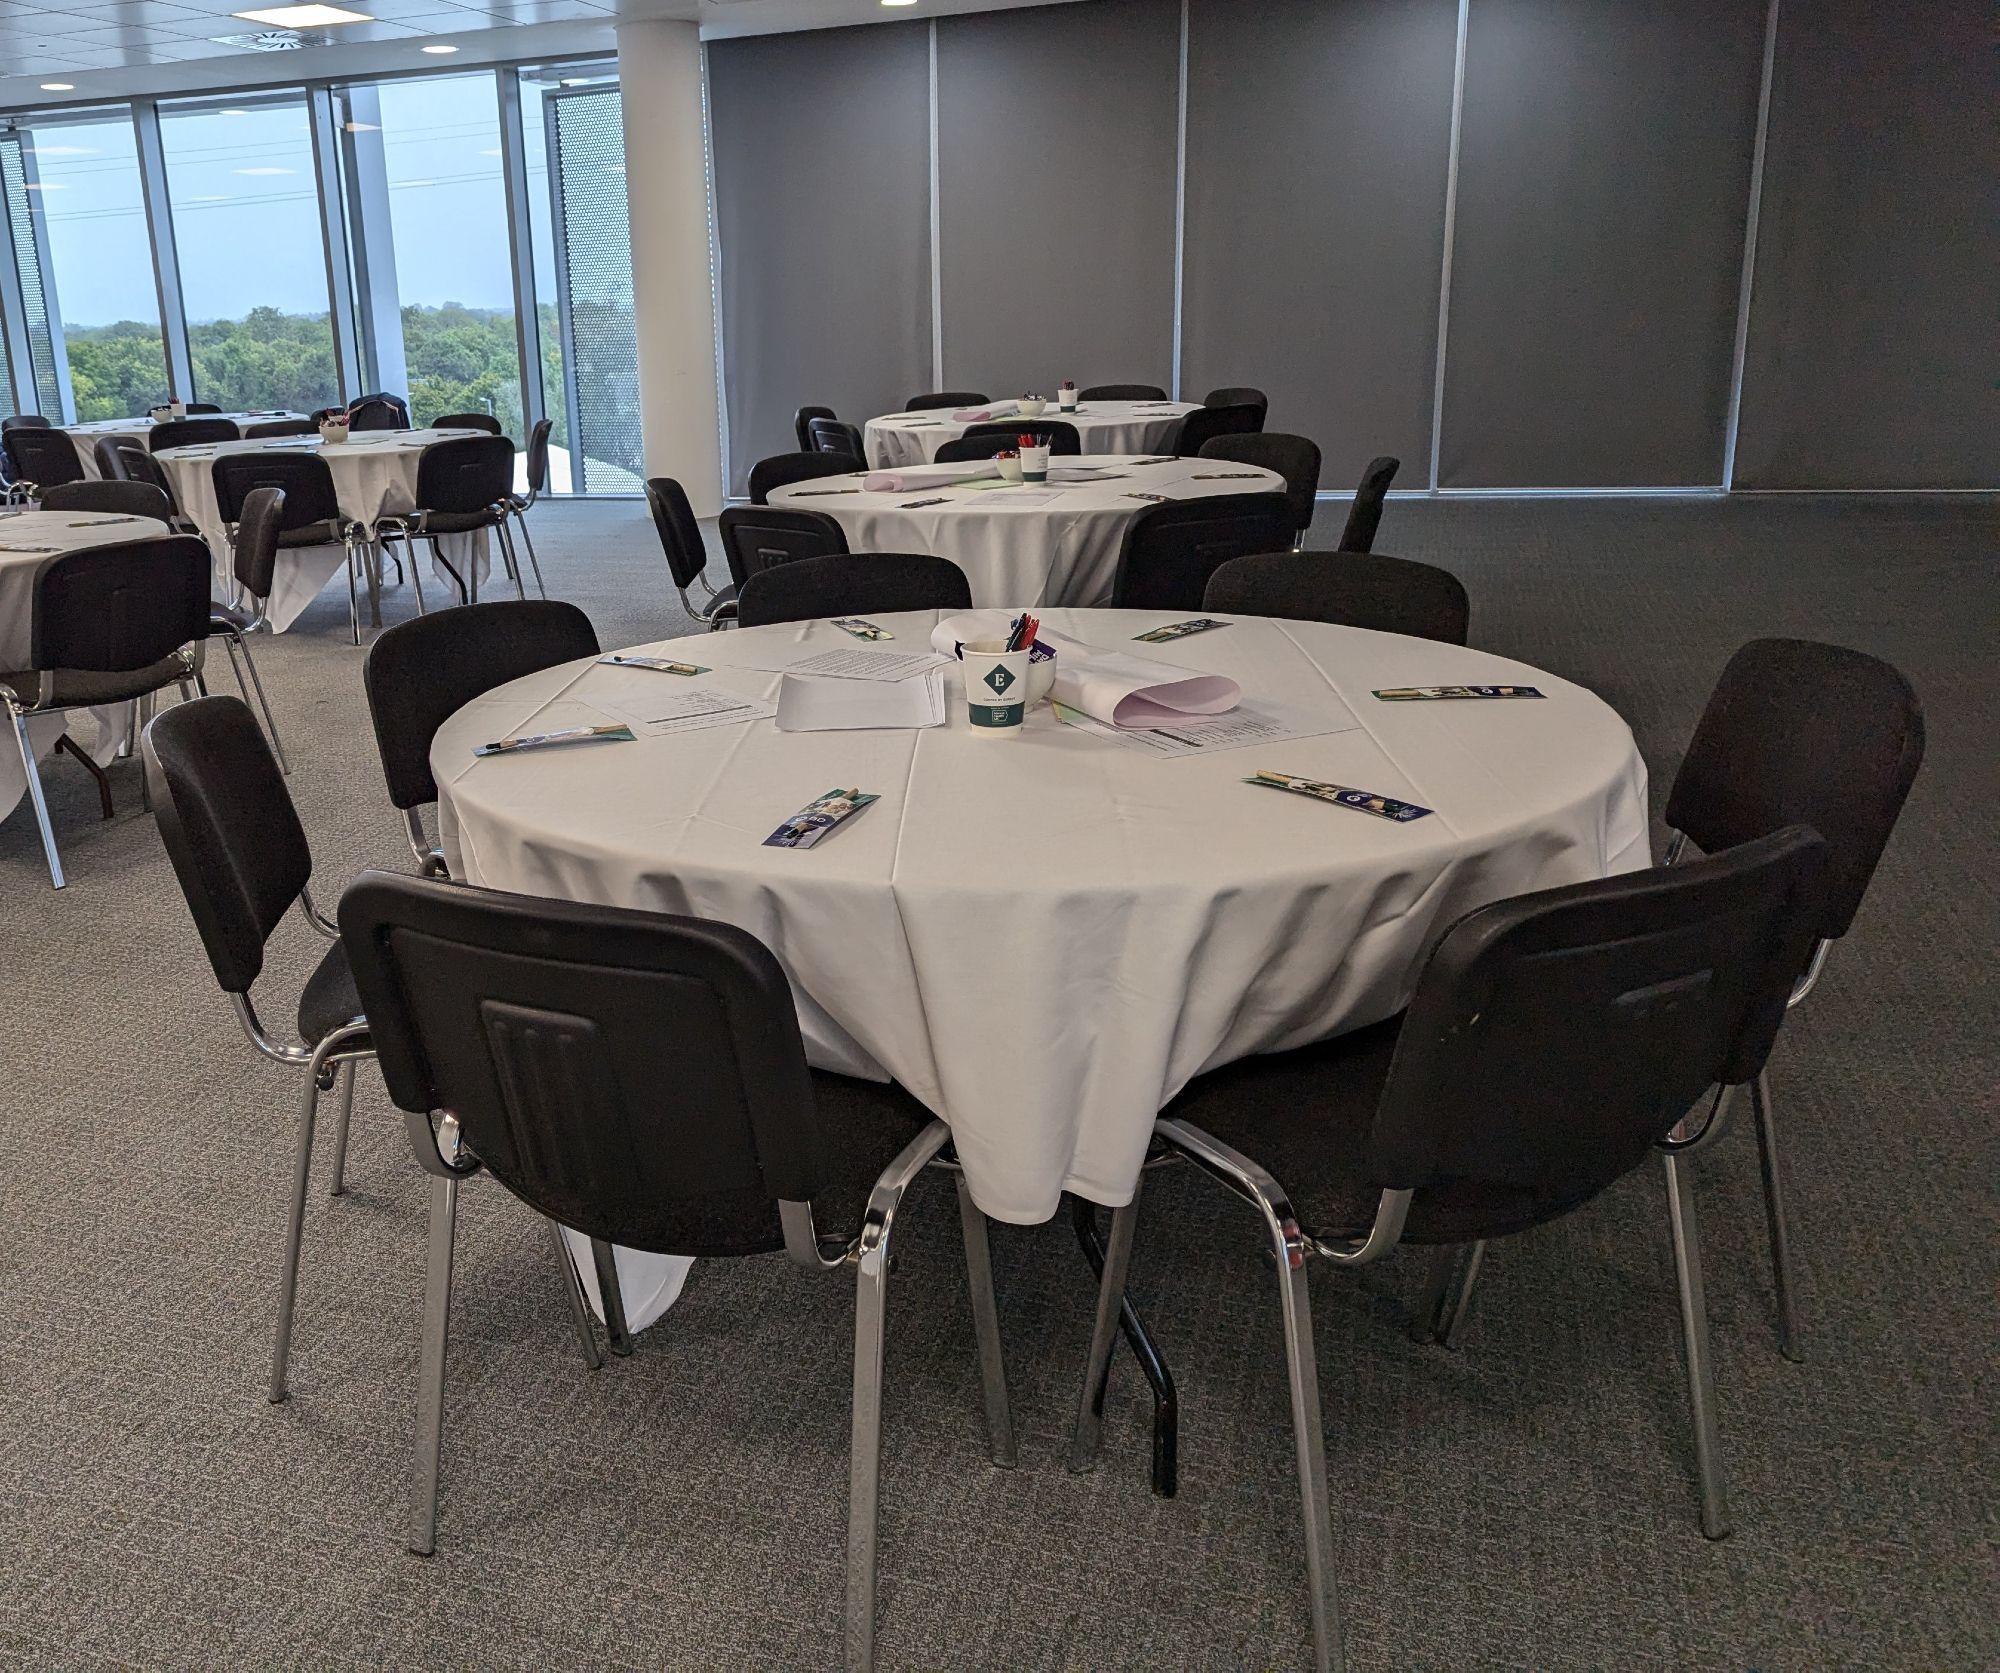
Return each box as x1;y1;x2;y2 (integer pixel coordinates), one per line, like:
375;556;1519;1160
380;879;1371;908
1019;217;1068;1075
616;18;724;514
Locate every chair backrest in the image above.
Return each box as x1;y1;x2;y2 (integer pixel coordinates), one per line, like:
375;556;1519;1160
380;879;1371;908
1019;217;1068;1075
808;416;866;458
431;412;503;435
30;535;211;673
1367;827;1827;1227
716;505;849;588
644;476;709;592
1175;403;1265;456
6;426;85;488
1203;386;1269;419
150;417;239;452
143;695;312;996
414;435;515;516
793;404;836;453
232;485;285;600
1665;638;1925;940
36;479;173;521
1338;455;1400;553
212;451;341;530
348;394;409;431
243;419;317;439
1204;551;1470;645
363;599;600;813
338;871;838;1257
907;390;987;411
523;416;552;495
735;552;972;630
1111;492;1295;612
1199;431;1322;532
185;402;223;415
747;451;858;505
92;437;132;481
950;419;1083;457
1081;383;1168;401
2;413;51;431
113;441;177;506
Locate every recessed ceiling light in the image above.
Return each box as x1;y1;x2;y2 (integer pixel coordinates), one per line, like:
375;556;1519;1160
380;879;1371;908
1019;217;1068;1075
233;166;295;176
221;108;250;116
420;42;458;54
40;83;75;92
882;1;919;7
232;5;373;25
344;121;381;132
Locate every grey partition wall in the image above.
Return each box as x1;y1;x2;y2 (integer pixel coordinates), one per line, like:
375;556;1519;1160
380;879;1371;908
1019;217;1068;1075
935;0;1180;397
1181;0;1458;486
1733;0;1998;489
708;22;932;496
1436;0;1768;487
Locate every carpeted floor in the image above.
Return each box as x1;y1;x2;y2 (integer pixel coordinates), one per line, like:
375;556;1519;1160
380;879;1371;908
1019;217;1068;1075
0;493;1993;1671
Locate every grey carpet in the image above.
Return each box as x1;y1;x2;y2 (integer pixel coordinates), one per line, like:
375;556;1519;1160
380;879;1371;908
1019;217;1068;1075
0;494;1993;1671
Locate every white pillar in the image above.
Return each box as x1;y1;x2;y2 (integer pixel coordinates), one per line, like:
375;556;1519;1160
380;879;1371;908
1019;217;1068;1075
615;18;724;513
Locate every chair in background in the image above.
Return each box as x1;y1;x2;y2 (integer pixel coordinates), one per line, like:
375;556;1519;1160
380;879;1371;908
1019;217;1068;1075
4;425;87;496
149;417;240;452
104;441;197;533
794;404;836;452
363;599;600;876
1110;492;1293;612
1;535;210;887
907;390;988;411
1198;432;1322;545
375;435;525;608
1337;455;1401;554
348;393;410;431
1660;638;1925;1363
646;477;735;627
1205;552;1469;646
503;416;551;599
808;416;867;459
211;453;371;644
717;505;848;594
1081;383;1169;401
37;479;174;521
1;414;51;430
337;869;1016;1672
749;451;860;505
1202;386;1269;424
735;552;972;629
1174;403;1265;456
1069;828;1828;1669
91;437;131;479
244;419;318;439
940;420;1083;460
185;402;223;415
204;485;292;769
430;412;502;435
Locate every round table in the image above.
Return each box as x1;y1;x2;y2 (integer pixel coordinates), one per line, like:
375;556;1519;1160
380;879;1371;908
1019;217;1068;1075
0;510;173;825
155;428;494;632
767;454;1287;608
434;608;1650;1235
65;413;309;479
864;399;1196;470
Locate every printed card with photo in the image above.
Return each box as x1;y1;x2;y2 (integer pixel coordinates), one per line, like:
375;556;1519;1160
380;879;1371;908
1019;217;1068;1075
1245;769;1433;822
765;788;880;850
1133;617;1232;644
1373;684;1546;701
600;654;709;675
831;618;895;641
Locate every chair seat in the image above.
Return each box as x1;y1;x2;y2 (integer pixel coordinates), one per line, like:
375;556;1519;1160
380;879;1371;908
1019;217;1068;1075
297;939;368;1047
208;606;254;636
707;582;739;619
414;508;503;536
1162;1016;1592;1245
1;645;202;710
278;521;346;549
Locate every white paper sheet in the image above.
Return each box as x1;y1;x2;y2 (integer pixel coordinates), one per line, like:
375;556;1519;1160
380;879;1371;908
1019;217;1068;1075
725;644;951;681
776;668;946;732
1054;697;1360;757
589;687;777;736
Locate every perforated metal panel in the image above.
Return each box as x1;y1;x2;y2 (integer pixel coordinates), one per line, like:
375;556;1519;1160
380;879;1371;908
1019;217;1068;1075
0;135;59;417
546;88;642;492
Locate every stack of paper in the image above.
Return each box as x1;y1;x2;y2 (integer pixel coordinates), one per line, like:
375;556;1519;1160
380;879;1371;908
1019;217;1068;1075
777;668;946;731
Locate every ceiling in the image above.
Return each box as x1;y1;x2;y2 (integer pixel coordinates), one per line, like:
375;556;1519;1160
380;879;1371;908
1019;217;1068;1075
0;0;1078;114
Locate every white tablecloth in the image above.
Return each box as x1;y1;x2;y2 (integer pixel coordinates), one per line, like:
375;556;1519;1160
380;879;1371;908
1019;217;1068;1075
64;413;308;479
0;511;174;822
431;609;1650;1238
768;454;1287;609
155;429;491;632
864;400;1197;469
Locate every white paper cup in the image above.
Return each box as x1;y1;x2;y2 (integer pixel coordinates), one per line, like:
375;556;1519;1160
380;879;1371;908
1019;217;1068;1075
1021;444;1050;483
1057;389;1078;411
961;640;1030;736
995;454;1024;484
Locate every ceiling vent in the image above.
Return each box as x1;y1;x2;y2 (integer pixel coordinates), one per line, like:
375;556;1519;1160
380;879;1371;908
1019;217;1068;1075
207;29;342;51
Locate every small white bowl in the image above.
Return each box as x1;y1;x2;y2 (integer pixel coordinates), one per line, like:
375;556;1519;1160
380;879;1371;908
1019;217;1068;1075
318;422;349;445
1017;396;1048;417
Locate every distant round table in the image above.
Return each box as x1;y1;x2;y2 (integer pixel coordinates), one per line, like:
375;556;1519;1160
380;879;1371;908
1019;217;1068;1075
864;399;1196;469
767;454;1286;607
64;413;309;478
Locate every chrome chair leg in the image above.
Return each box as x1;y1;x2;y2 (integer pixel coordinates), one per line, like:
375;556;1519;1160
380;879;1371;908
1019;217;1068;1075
343;539;362;646
589;1238;632;1356
1269;1212;1342;1673
327;1061;355;1197
8;703;64;888
408;1171;461;1556
493;516;525;601
1067;1189;1140;1472
1750;1070;1804;1363
1438;1240;1487;1350
547;1221;602;1372
1409;1245;1462;1342
512;507;546;598
270;1053;330;1402
229;628;290;774
1662;1151;1731;1539
954;1175;1017;1468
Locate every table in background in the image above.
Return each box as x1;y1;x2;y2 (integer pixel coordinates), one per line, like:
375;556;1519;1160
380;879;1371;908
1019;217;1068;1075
864;399;1196;470
63;413;308;478
768;454;1286;608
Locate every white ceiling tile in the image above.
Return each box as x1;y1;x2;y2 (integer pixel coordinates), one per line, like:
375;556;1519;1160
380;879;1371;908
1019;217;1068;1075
0;11;114;34
31;23;194;47
53;2;219;28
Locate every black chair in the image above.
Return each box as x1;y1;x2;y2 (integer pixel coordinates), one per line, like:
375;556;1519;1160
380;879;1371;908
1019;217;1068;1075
808;416;867;458
211;453;370;644
91;436;131;480
1110;492;1294;612
646;476;734;627
1;413;51;430
717;505;848;591
1203;386;1269;422
1199;432;1322;542
244;419;318;439
1070;828;1829;1667
100;438;196;532
748;451;859;505
185;402;223;415
1338;455;1401;554
37;479;174;521
4;425;87;495
347;393;410;432
1205;551;1470;646
1174;403;1264;456
906;390;988;411
937;420;1083;461
205;485;291;769
430;412;502;435
736;552;972;629
363;599;599;875
376;435;526;610
1;535;210;887
794;404;836;453
149;417;239;452
1660;638;1925;1363
503;415;551;598
1081;383;1169;401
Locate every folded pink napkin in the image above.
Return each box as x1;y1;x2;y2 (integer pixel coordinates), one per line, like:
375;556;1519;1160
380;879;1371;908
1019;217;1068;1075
861;463;1000;493
950;402;1020;423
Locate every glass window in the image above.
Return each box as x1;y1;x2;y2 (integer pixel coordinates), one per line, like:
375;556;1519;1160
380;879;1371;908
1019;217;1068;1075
24;112;167;422
159;93;339;415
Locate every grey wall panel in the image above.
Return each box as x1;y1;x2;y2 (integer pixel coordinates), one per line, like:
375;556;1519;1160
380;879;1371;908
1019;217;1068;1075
708;22;932;496
1733;0;1998;489
1181;0;1458;487
1437;0;1767;487
935;0;1180;398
